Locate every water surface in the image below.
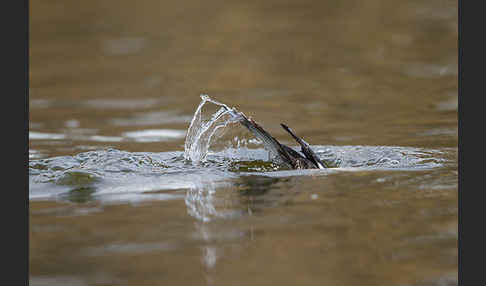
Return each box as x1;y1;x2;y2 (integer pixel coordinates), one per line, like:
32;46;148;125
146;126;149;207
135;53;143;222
30;0;457;285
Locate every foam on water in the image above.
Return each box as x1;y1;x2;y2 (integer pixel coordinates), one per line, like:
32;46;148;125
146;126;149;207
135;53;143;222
28;145;451;202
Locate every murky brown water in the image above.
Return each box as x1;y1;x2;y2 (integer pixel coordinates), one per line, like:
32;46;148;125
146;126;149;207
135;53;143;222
29;0;457;285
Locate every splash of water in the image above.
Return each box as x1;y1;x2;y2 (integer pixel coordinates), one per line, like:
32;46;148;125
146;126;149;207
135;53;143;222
184;94;242;163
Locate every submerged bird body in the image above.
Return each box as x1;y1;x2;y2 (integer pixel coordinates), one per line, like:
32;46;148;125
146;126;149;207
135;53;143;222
234;111;327;170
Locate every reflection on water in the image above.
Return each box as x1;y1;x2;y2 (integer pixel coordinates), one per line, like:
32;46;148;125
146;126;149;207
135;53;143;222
29;144;457;284
122;129;186;142
30;0;457;285
30;158;457;286
185;175;283;222
29;128;186;144
186;175;284;284
186;179;223;222
28;146;452;201
29;131;66;140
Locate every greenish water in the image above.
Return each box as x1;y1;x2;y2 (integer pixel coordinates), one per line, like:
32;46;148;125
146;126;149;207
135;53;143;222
30;0;457;285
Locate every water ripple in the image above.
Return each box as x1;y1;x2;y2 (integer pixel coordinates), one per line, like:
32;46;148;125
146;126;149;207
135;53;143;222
29;145;454;204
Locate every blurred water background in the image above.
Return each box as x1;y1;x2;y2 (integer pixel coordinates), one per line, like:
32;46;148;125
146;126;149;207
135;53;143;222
29;0;457;285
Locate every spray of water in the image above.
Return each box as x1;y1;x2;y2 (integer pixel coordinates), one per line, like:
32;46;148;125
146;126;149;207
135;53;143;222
184;95;242;163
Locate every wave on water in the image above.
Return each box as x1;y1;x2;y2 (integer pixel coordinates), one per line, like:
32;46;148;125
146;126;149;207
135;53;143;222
29;94;455;207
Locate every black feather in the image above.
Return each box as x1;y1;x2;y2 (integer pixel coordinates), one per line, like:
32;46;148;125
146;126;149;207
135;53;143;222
280;123;327;169
234;111;324;169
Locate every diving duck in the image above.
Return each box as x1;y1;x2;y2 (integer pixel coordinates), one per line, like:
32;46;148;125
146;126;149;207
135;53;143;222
235;111;327;170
